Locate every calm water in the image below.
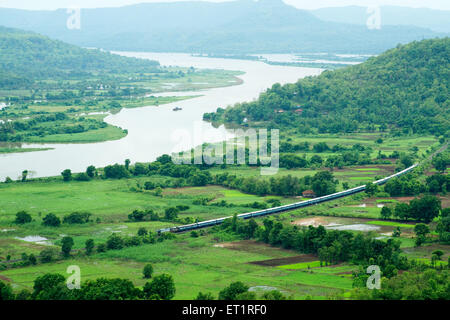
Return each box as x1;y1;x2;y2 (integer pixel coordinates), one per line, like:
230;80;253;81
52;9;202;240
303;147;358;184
0;53;322;180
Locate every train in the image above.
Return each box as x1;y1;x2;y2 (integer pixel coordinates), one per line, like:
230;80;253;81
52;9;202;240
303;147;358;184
157;163;418;234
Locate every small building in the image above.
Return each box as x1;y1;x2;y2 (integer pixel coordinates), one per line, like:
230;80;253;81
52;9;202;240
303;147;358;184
302;190;316;198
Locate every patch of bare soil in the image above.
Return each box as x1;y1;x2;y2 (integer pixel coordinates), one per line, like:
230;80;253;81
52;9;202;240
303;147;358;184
213;240;298;259
390;197;415;202
249;254;318;267
292;217;329;227
0;275;11;282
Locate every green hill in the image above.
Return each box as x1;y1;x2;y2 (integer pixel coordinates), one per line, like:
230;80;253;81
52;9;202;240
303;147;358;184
204;38;449;137
0;26;160;89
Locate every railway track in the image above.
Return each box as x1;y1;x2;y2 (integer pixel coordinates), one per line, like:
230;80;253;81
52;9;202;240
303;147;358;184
158;163;420;234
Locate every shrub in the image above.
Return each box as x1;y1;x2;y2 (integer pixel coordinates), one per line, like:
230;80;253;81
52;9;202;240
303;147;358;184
39;248;59;263
143;274;175;300
74;172;90;181
15;210;32;224
143;264;153;279
106;234;124;250
63;212;92;224
42;213;61;227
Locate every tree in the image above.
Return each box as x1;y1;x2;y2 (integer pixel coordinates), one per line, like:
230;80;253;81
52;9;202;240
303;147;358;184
86;165;97;178
15;210;32;224
106;234;124;250
392;227;401;237
231;213;238;232
195;292;215;300
380;206;392;220
414;223;430;247
42;213;61;227
394;202;411;220
164;207;179;221
261;290;287;300
28;254;37;265
143;274;175;300
432;154;449;173
85;239;94;255
154;187;163;197
365;183;378;196
144;181;155;190
63;212;92;224
143;264;153;279
409;195;441;223
77;278;141;300
61;237;74;257
125;159;131;171
32;273;69;300
0;281;14;300
39;248;58;263
414;223;430;237
128;210;146;222
21;170;28;182
103;164;129;179
432;250;444;260
137;227;148;236
218;281;249;300
61;169;72;182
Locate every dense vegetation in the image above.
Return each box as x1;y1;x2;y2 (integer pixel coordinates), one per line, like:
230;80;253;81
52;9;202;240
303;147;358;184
0;26;160;89
204;38;449;137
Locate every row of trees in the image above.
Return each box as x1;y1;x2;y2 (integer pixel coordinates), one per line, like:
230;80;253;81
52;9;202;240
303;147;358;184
62;156;339;198
14;211;93;226
380;195;442;223
383;173;448;197
0;273;175;300
0;275;290;301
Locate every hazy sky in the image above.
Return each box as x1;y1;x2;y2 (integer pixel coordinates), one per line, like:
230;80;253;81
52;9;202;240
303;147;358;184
1;0;449;11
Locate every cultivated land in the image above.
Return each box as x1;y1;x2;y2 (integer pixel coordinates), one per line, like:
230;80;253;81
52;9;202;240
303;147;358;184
0;132;448;299
0;35;448;300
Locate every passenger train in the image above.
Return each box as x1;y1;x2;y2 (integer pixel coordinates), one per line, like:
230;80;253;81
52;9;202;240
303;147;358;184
157;163;418;234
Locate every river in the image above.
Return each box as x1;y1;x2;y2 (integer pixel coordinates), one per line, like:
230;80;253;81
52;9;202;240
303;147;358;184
0;53;322;180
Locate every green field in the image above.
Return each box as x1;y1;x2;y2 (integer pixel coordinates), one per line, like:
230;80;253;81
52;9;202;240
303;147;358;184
366;221;415;228
277;261;322;270
0;236;353;299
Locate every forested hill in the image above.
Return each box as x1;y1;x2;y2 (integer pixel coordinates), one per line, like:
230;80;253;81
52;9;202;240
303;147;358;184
0;26;160;88
204;38;450;137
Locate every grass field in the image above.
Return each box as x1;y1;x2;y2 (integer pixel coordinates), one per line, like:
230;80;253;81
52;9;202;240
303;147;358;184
277;261;322;270
0;235;353;299
366;221;415;228
0;134;447;299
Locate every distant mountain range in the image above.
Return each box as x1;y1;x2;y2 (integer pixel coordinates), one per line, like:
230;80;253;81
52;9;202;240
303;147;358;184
0;0;446;54
311;6;450;34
